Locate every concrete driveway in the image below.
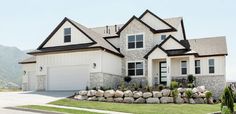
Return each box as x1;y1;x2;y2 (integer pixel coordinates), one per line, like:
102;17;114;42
0;91;75;114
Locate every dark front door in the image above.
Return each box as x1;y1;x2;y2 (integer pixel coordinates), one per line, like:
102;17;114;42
159;61;167;85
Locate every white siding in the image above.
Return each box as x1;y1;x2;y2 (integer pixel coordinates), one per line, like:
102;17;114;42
162;38;185;50
101;51;122;75
171;56;226;76
149;48;168;59
22;63;36;83
44;21;92;48
140;12;170;30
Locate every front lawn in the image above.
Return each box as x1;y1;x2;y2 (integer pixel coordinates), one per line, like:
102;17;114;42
19;105;101;114
49;98;222;114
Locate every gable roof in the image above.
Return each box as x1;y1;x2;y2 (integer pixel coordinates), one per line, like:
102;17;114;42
139;9;177;32
159;35;188;49
19;56;36;64
143;44;168;59
30;17;123;57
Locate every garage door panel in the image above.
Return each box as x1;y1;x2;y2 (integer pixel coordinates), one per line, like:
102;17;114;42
48;65;89;91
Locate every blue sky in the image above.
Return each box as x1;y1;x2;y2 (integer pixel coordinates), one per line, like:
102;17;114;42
0;0;235;81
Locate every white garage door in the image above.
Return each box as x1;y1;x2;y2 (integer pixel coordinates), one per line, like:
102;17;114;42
47;65;89;91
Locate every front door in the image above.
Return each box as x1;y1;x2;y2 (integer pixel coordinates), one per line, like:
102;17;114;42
159;61;167;85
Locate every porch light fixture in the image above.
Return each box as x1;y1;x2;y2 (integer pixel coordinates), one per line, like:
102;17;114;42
39;66;43;72
23;71;26;75
93;63;96;69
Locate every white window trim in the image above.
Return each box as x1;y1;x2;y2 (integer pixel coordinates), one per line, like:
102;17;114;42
126;60;145;77
208;58;215;74
126;33;145;50
194;60;201;75
180;60;188;75
64;28;71;43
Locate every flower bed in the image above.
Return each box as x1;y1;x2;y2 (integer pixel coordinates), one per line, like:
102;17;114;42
73;86;214;104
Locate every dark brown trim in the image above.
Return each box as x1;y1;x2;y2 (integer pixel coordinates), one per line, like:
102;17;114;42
181;19;187;40
37;17;97;50
159;35;187;49
103;37;121;52
143;44;168;59
139;9;177;31
196;54;228;57
18;61;36;64
103;35;119;39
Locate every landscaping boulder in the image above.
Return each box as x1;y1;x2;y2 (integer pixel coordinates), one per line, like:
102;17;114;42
183;98;188;103
153;91;162;98
175;97;184;104
123;97;134;103
96;90;104;97
74;95;88;100
133;91;143;98
194;98;204;104
106;98;114;102
104;90;115;98
114;98;123;103
160;97;173;103
197;86;206;93
146;98;160;104
115;90;124;98
199;93;205;98
192;93;200;98
204;98;214;104
177;88;185;93
192;88;198;93
161;89;171;97
134;97;146;103
87;96;98;101
97;97;106;102
87;90;97;97
124;90;133;97
143;92;152;98
79;90;88;96
189;98;195;104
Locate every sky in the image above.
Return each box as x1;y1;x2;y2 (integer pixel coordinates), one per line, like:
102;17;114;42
0;0;235;81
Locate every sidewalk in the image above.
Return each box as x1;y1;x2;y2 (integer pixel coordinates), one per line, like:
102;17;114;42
42;104;132;114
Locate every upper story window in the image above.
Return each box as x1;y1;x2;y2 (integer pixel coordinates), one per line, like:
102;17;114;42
208;59;215;73
64;28;71;43
161;35;166;40
195;60;201;74
127;34;144;49
181;61;187;75
128;61;144;76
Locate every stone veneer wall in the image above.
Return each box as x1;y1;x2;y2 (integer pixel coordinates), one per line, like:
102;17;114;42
172;75;226;99
90;73;123;89
195;75;225;99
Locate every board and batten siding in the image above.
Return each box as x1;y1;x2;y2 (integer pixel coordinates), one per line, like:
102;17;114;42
101;51;122;75
22;63;36;84
43;21;93;48
171;56;226;76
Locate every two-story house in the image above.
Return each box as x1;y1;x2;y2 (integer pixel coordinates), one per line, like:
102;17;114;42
19;10;227;97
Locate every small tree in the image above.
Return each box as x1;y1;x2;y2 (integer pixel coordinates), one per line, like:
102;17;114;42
185;89;193;103
171;89;179;103
205;91;212;104
170;81;179;90
187;74;195;83
221;87;234;113
124;76;132;83
222;106;231;114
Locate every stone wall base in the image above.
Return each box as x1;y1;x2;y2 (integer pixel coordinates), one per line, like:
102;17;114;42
172;75;226;99
90;72;123;89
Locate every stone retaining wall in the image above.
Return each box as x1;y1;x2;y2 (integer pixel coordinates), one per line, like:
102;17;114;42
74;86;214;104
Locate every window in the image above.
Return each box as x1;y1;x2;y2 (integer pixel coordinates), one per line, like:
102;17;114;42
64;28;71;43
195;60;201;74
127;34;144;49
161;35;166;40
128;62;144;76
209;59;215;73
181;61;187;75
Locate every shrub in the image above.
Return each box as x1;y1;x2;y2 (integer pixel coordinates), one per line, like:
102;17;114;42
158;85;165;91
221;106;231;114
221;87;234;113
119;81;126;91
187;74;195;83
171;89;179;103
92;87;97;90
205;91;212;104
139;81;143;89
185;89;193;103
124;76;132;83
145;85;152;92
170;81;179;90
131;83;138;91
85;86;89;91
187;83;194;88
179;83;183;87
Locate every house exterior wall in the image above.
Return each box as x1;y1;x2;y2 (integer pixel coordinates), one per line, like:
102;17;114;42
44;21;93;48
106;38;120;48
161;38;185;50
101;51;122;75
21;63;36;91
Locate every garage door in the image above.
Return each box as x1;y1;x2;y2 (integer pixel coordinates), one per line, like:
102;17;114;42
47;65;89;91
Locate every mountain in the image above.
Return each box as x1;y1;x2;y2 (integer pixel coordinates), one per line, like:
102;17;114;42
0;45;29;88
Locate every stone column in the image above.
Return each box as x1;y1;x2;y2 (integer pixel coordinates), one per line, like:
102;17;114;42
148;58;153;86
189;56;195;75
166;57;171;86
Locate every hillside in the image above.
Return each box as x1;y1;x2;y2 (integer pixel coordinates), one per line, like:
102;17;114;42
0;45;29;88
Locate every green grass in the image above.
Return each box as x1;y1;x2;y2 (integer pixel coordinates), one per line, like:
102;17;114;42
49;98;222;114
0;88;21;92
19;105;101;114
